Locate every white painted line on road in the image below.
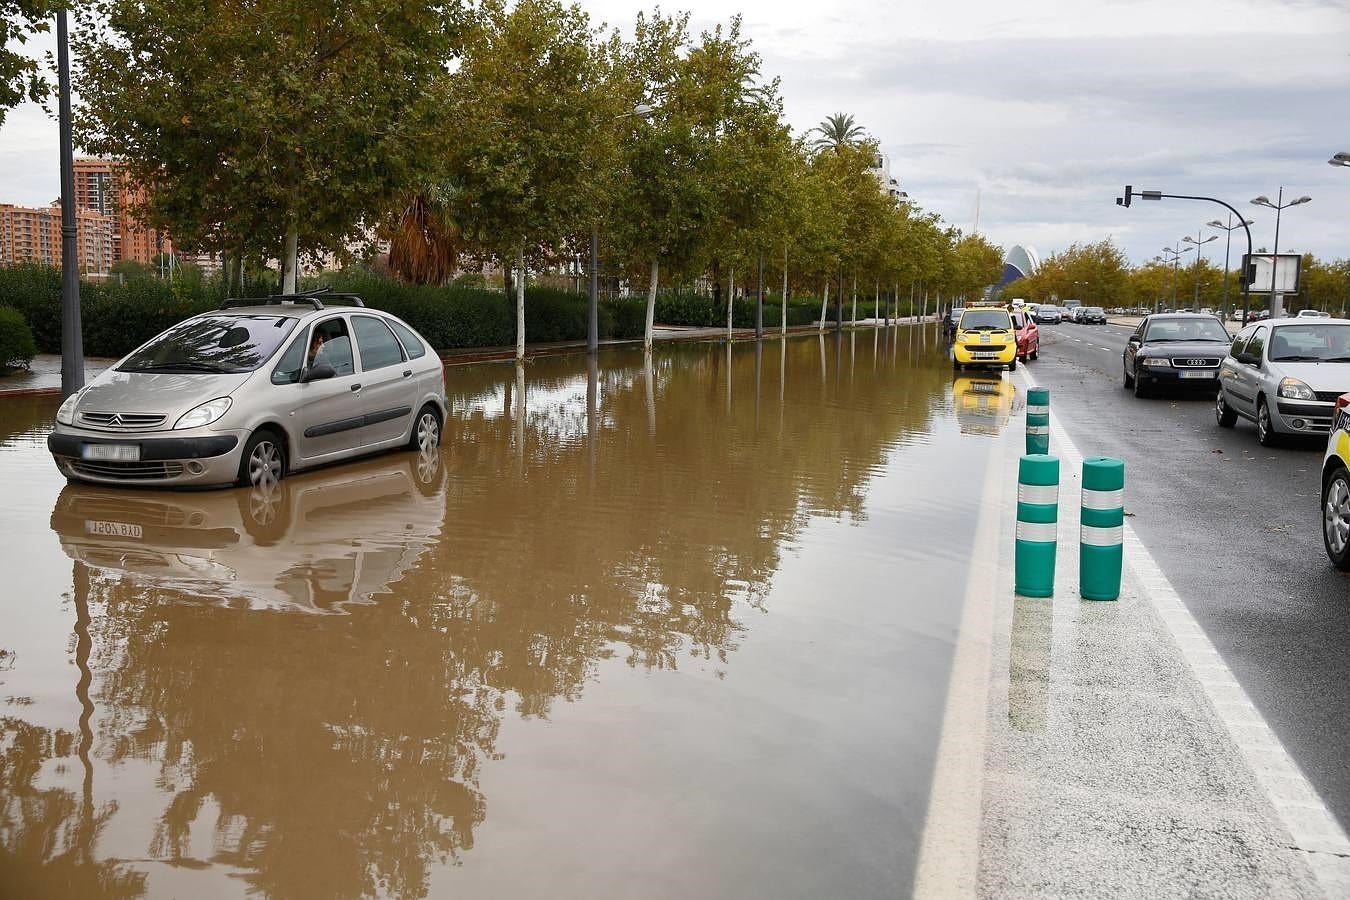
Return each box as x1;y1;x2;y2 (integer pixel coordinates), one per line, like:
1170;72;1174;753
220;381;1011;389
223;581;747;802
1018;365;1350;895
912;433;1005;899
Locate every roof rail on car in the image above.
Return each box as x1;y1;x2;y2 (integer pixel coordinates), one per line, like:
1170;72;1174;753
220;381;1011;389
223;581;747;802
218;287;366;311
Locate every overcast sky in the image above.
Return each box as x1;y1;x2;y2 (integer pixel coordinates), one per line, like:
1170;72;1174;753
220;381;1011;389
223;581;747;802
2;0;1347;268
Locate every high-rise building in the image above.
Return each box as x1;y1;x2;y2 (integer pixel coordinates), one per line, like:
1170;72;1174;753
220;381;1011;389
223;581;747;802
71;157;172;264
0;202;117;274
868;152;905;201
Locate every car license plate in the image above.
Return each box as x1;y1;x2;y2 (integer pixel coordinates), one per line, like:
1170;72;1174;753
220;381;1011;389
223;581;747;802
973;352;999;359
82;443;140;461
1179;371;1213;379
84;520;143;539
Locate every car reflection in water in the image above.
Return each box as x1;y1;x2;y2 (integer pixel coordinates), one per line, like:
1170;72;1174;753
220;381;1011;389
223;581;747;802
49;447;447;613
952;374;1017;436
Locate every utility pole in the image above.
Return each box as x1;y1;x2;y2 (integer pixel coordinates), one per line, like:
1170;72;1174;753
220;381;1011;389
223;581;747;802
57;8;83;398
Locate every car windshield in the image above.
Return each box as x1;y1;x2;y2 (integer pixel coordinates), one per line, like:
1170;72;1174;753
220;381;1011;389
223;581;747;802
119;315;298;374
961;310;1012;331
1144;318;1229;343
1085;307;1105;315
1268;324;1350;362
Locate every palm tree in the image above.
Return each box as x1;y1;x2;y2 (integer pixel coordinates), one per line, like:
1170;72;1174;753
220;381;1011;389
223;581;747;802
383;191;465;286
810;112;867;153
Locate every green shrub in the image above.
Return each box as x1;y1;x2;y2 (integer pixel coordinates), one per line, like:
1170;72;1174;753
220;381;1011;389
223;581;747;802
0;307;37;371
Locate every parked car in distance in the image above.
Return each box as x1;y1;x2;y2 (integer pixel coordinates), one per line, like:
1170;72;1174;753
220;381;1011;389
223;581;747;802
1298;309;1331;319
1080;306;1107;324
952;306;1017;371
48;289;448;489
1123;313;1231;399
1323;394;1350;569
1216;318;1350;446
1010;309;1040;361
944;306;966;339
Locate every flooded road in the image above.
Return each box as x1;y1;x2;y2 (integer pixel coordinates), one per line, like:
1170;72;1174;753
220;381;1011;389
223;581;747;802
0;329;1017;898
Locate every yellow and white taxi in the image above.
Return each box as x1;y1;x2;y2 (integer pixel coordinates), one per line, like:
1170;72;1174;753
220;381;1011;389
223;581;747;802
952;306;1018;371
1323;393;1350;569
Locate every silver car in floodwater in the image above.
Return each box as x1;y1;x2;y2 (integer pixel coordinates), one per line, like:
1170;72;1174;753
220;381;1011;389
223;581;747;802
1216;318;1350;445
48;291;447;489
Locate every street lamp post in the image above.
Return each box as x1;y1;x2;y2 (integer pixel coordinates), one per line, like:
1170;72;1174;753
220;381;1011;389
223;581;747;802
1251;188;1311;319
1206;215;1253;324
1181;231;1218;312
1328;152;1350;168
1162;245;1192;308
57;8;84;398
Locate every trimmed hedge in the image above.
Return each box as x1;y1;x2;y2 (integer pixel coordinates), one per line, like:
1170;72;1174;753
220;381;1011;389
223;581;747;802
0;264;648;358
0;306;36;371
654;293;821;328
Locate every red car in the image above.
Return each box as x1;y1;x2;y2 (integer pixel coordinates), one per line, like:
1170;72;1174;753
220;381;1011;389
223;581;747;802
1010;309;1040;361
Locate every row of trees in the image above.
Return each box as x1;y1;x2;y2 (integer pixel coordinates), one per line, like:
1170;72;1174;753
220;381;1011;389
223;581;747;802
1003;239;1350;317
53;1;1003;358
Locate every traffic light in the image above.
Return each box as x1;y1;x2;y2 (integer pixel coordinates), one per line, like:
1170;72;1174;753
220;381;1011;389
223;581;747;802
1116;185;1134;208
1244;261;1258;288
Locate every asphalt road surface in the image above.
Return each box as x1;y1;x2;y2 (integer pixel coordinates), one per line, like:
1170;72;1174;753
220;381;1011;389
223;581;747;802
1028;321;1350;831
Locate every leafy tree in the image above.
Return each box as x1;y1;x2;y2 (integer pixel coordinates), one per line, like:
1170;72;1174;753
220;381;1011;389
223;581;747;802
73;0;458;293
809;112;866;153
0;0;55;127
446;0;615;360
109;258;150;281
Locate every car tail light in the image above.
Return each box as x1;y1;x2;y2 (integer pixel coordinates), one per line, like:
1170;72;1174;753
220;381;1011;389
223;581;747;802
1336;393;1350;415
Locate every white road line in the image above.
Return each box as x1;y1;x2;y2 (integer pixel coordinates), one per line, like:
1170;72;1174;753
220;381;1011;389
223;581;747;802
912;433;1004;898
1018;365;1350;895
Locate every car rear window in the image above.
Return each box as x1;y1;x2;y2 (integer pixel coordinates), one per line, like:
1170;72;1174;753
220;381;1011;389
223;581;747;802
961;310;1012;330
119;314;297;374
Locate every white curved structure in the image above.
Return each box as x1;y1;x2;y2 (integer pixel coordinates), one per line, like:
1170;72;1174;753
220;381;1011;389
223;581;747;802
1005;245;1041;279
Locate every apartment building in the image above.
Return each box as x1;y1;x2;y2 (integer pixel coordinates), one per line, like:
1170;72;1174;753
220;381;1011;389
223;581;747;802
0;202;117;274
71;157;172;264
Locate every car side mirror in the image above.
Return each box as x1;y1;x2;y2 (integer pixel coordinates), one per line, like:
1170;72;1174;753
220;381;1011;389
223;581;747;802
301;363;336;383
1128;337;1141;347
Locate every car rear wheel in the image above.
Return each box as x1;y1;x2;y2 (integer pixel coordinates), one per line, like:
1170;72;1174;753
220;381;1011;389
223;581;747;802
1215;390;1237;428
409;404;442;452
1324;468;1350;570
1257;398;1278;446
238;428;286;488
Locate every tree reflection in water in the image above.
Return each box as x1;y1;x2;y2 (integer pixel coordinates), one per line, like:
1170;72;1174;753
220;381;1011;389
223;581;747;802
6;333;950;898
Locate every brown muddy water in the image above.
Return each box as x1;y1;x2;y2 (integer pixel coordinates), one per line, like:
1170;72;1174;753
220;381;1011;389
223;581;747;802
0;328;1019;899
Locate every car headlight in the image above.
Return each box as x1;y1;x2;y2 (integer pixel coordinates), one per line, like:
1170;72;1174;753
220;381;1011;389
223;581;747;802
1142;357;1172;368
1277;377;1316;401
174;397;232;430
55;388;87;426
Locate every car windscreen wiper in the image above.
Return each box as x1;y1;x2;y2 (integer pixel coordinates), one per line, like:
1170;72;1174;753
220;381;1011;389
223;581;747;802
1270;355;1323;362
120;362;232;373
1324;356;1350;362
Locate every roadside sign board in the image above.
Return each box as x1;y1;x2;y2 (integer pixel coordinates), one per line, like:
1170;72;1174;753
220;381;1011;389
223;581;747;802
1243;252;1302;295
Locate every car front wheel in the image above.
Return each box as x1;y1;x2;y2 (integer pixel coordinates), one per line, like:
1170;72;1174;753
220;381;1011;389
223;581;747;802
1324;468;1350;570
1257;398;1278;446
238;428;286;488
1133;369;1150;398
1123;362;1134;389
1215;389;1237;427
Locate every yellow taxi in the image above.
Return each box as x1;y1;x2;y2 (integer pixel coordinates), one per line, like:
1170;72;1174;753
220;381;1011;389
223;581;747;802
1322;393;1350;569
952;306;1018;371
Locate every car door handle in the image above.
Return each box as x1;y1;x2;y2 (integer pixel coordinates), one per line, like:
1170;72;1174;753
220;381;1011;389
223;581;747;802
403;370;412;378
350;383;362;392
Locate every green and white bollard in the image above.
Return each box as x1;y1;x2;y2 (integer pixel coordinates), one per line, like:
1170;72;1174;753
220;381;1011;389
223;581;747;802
1026;387;1050;455
1080;457;1124;601
1015;454;1059;597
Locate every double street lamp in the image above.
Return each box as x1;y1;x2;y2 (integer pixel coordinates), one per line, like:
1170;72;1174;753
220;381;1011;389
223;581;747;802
1162;244;1192;309
1329;152;1350;168
1207;215;1254;323
1250;188;1311;319
1181;231;1218;312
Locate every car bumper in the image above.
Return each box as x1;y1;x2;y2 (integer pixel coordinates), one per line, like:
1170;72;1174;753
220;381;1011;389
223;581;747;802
1272;399;1337;436
1137;366;1220;389
954;343;1016;365
49;427;245;488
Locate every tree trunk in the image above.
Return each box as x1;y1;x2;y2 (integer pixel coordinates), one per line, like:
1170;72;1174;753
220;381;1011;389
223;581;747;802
644;256;659;352
850;274;857;325
726;267;735;339
818;279;829;333
781;246;789;336
874;280;879;323
516;246;526;361
281;226;299;294
835;270;844;331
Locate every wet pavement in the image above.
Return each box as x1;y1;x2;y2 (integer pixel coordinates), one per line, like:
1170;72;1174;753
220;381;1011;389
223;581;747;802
0;328;1012;898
